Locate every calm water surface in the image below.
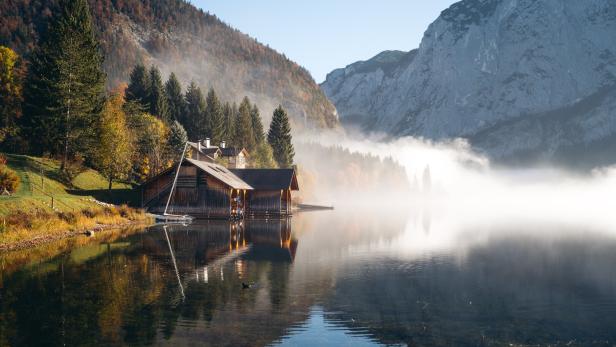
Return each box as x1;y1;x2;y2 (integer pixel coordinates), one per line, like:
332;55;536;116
1;209;616;346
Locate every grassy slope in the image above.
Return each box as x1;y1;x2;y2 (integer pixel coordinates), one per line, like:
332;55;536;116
0;154;136;216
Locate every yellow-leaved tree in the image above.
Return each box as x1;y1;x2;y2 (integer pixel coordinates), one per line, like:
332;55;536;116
0;46;24;143
94;93;134;190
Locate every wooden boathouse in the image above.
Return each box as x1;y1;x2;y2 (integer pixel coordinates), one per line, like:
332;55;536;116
230;169;299;217
141;157;299;219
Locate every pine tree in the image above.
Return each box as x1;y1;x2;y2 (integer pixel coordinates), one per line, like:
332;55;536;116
222;102;235;143
21;0;106;170
268;105;295;168
204;88;224;145
252;141;277;168
235;97;255;151
167;120;188;155
183;82;206;141
165;73;185;123
125;64;149;109
250;104;265;145
148;66;169;122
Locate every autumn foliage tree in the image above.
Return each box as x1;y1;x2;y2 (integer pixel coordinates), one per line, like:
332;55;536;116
92;93;133;190
0;46;24;144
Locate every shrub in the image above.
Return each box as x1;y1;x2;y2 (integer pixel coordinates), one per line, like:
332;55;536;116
6;209;50;229
81;208;97;218
57;211;77;224
118;204;130;218
0;166;19;194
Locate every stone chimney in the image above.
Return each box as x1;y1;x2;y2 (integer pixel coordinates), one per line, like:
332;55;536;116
220;141;226;149
204;138;211;148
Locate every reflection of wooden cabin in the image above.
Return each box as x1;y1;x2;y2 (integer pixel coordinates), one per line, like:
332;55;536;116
141;158;299;219
243;218;297;262
231;169;299;217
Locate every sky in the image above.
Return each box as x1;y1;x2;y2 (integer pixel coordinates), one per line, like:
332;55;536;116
192;0;457;83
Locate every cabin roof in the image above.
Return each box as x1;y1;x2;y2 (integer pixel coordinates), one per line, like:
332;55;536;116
187;142;221;157
230;168;299;191
220;147;249;157
185;158;253;190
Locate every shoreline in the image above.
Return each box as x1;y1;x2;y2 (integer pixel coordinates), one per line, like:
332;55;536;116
0;219;154;253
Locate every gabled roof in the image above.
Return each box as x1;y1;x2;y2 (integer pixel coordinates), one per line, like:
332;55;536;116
187;142;221;157
220;147;249;157
185;158;253;190
230;168;299;191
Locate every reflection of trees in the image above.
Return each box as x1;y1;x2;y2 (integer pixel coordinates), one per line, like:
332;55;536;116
0;218;312;346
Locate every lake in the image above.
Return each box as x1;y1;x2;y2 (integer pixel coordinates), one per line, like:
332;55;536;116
1;208;616;346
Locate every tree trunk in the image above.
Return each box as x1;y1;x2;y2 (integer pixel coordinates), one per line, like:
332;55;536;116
108;175;113;191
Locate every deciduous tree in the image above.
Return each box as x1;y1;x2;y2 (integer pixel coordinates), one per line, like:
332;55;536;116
0;46;24;144
93;93;133;190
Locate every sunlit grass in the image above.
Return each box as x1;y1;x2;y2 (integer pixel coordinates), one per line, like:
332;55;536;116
0;205;151;248
0;153;151;248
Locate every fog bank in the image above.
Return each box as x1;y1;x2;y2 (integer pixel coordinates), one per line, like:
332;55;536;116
294;133;616;229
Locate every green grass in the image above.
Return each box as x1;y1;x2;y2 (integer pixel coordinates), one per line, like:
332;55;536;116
0;153;138;216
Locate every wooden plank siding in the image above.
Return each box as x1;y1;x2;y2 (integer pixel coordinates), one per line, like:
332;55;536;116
142;161;298;220
142;162;248;219
245;189;292;217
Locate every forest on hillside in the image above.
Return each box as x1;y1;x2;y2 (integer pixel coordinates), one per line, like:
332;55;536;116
0;0;339;130
0;0;296;194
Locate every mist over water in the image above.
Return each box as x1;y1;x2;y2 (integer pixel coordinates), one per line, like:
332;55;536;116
295;132;616;231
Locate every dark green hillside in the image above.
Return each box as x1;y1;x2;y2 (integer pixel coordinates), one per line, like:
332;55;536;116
0;0;339;130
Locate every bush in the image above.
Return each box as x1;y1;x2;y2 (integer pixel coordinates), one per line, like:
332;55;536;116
57;211;77;224
0;166;19;194
6;209;50;229
81;208;97;218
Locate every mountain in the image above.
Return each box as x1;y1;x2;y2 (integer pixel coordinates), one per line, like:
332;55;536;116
321;0;616;167
0;0;339;130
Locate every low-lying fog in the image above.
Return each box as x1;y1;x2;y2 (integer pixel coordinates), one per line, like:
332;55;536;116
294;132;616;232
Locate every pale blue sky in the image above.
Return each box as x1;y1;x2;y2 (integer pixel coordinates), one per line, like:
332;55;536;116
192;0;457;83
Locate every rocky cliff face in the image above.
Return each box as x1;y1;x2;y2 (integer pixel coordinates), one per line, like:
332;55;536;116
321;0;616;166
1;0;339;131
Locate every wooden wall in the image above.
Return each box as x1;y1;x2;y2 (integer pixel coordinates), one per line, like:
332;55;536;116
246;189;292;217
143;164;294;219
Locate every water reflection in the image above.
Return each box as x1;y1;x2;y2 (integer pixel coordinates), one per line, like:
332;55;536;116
1;211;616;346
